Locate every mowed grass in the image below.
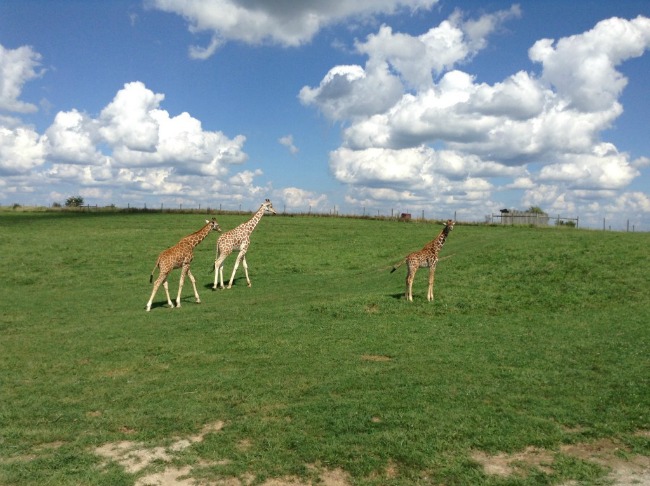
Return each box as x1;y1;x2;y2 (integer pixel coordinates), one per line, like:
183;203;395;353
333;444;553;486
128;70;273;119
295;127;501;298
0;211;648;485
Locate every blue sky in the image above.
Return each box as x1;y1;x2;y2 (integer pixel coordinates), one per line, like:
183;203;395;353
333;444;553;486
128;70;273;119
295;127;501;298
1;0;649;229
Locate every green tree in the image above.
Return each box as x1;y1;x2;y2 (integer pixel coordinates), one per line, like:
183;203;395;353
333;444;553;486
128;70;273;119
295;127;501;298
527;206;546;214
65;196;84;207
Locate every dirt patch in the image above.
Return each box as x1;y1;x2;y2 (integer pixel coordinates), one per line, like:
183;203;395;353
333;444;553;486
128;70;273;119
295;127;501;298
95;420;224;482
135;465;194;486
471;446;554;477
319;468;351;486
34;441;65;451
94;422;648;485
472;436;650;485
94;421;351;486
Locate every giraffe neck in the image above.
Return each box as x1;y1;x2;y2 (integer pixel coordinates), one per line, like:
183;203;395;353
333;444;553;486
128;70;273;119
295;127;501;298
242;205;267;234
185;222;213;248
437;226;451;246
426;225;451;252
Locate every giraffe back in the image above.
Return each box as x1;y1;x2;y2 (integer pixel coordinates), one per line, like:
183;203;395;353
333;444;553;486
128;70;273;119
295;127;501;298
406;219;454;268
216;200;275;254
217;224;249;253
155;218;221;274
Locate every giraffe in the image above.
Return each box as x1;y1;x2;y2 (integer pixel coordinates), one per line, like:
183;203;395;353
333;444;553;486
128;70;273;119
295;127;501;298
145;218;221;311
391;219;455;302
212;199;276;290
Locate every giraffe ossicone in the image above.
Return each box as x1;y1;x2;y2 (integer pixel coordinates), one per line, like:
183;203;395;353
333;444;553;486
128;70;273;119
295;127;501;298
212;199;276;290
391;219;454;302
145;218;221;312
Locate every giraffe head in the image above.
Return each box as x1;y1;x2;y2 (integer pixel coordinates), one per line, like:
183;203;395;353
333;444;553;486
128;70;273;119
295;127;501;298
262;198;277;215
444;219;455;231
206;218;222;232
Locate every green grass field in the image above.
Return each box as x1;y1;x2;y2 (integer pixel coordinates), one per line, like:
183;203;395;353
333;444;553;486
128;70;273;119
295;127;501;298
1;210;648;485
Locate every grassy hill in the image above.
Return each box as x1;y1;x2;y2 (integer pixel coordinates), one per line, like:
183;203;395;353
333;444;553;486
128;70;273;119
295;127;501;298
1;211;648;485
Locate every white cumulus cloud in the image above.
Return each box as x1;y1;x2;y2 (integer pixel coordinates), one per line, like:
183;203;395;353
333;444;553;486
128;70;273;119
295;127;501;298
0;126;47;175
0;44;44;113
301;11;650;222
278;134;299;155
150;0;439;56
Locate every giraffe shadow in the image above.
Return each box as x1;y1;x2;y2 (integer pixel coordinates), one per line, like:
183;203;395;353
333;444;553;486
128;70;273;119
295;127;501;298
204;277;246;290
146;301;171;310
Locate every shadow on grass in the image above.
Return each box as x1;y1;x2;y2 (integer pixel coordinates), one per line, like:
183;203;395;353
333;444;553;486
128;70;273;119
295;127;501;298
203;277;247;290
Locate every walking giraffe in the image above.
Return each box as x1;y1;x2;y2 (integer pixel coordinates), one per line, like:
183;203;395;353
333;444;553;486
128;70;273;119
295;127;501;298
145;218;221;311
391;219;455;302
212;199;276;290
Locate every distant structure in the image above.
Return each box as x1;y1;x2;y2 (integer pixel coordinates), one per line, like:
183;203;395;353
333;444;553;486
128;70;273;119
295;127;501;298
494;209;549;226
399;213;412;222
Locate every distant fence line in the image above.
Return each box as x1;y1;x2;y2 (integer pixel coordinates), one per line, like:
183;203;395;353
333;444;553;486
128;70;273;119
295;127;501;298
491;211;579;228
4;203;643;232
46;203;455;221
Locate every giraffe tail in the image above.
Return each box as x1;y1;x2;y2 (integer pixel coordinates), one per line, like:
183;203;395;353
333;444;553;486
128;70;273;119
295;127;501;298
391;259;405;273
150;258;160;283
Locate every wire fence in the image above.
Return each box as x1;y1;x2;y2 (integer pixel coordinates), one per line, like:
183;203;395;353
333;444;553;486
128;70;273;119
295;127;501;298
491;212;579;228
3;203;644;232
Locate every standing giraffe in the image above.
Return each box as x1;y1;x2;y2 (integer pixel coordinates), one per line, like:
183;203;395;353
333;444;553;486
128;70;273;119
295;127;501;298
145;218;221;311
212;199;276;290
391;219;455;302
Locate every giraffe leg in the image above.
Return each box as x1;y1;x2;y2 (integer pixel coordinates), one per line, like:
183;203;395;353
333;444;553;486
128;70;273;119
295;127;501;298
187;269;201;304
406;267;415;302
213;253;228;290
175;266;188;308
213;259;222;289
427;267;435;301
241;255;251;287
227;251;245;289
213;252;224;290
163;280;174;308
146;274;169;311
219;264;225;289
212;260;219;290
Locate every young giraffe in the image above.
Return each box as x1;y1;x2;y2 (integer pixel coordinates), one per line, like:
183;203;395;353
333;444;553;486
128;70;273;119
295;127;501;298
146;218;221;311
212;199;276;290
391;219;455;302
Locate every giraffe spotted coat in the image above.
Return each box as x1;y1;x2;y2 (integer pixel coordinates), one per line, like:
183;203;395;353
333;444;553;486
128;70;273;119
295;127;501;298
391;219;454;302
146;218;221;311
213;199;276;290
